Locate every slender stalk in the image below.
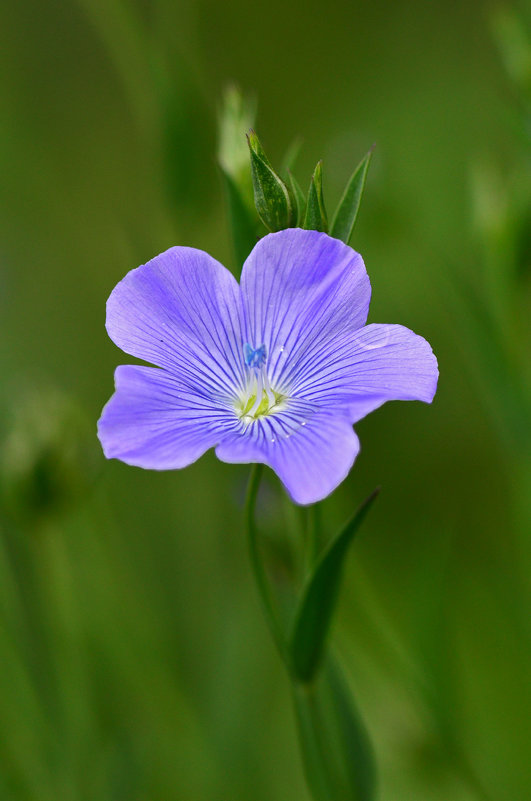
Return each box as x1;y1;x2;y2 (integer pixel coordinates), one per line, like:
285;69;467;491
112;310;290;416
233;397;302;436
307;504;321;569
245;464;291;669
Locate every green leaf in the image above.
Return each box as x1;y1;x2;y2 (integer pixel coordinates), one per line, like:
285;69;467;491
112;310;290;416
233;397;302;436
330;147;373;245
292;655;376;801
219;168;259;271
289;489;379;683
247;130;294;231
287;170;307;227
304;161;328;232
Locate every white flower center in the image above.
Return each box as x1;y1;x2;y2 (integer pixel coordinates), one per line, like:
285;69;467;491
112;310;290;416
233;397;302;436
236;343;286;421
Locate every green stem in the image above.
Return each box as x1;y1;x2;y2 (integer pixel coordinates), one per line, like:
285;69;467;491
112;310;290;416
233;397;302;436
245;464;291;670
307;504;321;568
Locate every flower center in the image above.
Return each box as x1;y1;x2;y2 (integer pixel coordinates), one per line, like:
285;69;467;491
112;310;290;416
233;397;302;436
236;344;286;421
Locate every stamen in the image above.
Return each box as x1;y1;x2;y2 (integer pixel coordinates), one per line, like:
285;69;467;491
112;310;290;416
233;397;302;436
247;369;264;417
237;343;285;421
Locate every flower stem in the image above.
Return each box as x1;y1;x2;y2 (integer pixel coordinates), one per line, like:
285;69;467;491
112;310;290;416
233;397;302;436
307;503;321;569
245;464;291;670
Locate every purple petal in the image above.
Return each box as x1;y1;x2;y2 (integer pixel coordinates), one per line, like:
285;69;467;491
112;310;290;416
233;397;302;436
239;229;371;393
106;247;245;398
296;323;439;422
98;365;240;469
216;405;360;505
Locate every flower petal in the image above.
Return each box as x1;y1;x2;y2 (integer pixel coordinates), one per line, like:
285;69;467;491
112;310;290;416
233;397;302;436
106;247;245;398
216;406;360;505
98;365;240;469
296;323;439;421
239;229;371;392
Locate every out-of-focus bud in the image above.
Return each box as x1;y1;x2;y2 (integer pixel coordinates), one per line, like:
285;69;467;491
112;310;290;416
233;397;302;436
217;86;259;269
247;130;294;232
0;384;100;526
218;85;256;202
490;8;531;103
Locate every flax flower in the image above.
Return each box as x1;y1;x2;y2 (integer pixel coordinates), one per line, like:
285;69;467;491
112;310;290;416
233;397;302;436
98;230;438;504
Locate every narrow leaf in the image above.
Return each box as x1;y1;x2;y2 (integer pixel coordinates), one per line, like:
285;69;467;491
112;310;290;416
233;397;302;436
292;655;376;801
290;489;379;683
287;170;307;227
330;147;373;245
219;168;259;271
304;161;328;232
247;131;294;231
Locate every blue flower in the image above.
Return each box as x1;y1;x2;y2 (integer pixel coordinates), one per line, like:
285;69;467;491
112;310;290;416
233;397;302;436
98;229;438;504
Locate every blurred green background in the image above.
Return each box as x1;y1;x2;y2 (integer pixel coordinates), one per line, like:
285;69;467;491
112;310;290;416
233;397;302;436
1;0;530;799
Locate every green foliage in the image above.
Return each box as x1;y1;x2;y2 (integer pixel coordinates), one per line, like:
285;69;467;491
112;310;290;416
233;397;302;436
303;162;328;232
289;490;379;683
287;170;307;226
330;148;373;245
245;470;378;801
293;656;376;801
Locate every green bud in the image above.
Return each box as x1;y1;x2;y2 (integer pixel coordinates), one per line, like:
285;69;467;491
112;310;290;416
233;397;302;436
217;87;259;269
0;384;100;526
218;85;256;195
304;161;328;233
247;130;294;231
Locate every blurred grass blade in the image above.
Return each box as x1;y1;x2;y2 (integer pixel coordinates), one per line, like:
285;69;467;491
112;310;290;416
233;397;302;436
292;655;376;801
247;130;294;231
289;489;379;683
220;170;258;269
280;136;303;176
287;170;307;227
304;161;328;232
330;148;373;244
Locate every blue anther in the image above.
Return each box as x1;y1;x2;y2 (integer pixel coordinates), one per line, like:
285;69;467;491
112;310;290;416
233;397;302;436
243;343;267;369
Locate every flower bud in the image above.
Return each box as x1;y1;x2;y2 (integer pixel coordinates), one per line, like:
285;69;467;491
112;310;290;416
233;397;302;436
247;130;294;231
0;384;100;526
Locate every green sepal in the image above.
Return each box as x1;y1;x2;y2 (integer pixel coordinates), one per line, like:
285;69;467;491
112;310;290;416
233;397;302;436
292;655;376;801
289;489;379;683
304;161;328;232
287;170;307;227
247;130;294;231
330;147;373;245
